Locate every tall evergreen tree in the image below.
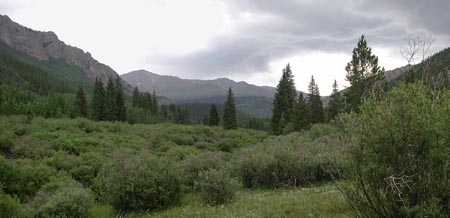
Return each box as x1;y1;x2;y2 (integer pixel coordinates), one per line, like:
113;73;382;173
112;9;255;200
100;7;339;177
92;78;105;121
151;90;158;115
223;87;237;130
345;34;386;112
293;93;312;131
104;77;117;121
115;76;127;122
132;86;139;108
208;103;220;126
75;84;87;117
308;76;324;123
271;64;297;135
327;80;344;121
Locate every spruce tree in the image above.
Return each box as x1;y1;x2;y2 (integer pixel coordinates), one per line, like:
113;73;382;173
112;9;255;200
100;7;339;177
308;76;324;123
151;90;158;114
271;64;297;135
345;34;386;112
223;87;237;130
293;93;312;131
208;103;220;126
75;85;87;117
115;76;127;122
104;77;117;121
132;87;139;108
327;80;344;121
92;78;105;121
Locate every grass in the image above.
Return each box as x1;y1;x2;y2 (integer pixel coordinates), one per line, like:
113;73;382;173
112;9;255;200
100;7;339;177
145;183;350;218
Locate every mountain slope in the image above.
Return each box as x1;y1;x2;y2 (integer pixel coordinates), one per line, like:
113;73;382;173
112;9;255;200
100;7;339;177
0;41;93;94
0;14;132;92
121;70;276;99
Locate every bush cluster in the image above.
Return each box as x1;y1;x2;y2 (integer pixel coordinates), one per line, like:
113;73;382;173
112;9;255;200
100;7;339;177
95;152;181;212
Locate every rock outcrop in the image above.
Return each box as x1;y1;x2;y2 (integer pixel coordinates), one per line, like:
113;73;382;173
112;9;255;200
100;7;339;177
0;14;131;91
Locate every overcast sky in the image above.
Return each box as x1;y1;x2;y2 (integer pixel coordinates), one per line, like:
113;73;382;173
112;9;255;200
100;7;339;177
1;0;449;95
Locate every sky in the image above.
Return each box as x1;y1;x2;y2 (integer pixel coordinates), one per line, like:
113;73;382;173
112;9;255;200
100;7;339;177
1;0;449;95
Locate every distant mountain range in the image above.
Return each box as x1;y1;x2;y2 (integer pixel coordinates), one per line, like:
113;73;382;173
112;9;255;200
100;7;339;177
121;70;277;117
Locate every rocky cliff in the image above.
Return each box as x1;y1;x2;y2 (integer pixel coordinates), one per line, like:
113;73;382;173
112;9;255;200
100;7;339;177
0;14;130;90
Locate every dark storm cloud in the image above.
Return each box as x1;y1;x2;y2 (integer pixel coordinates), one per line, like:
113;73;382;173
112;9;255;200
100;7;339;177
151;0;450;78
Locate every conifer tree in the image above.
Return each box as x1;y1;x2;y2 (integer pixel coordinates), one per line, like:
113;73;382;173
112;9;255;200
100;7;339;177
75;84;87;117
271;64;297;135
293;93;312;131
104;77;117;121
223;87;237;130
115;76;127;122
151;90;158;114
92;78;105;121
308;76;324;123
345;34;386;112
208;103;220;126
132;87;139;108
327;80;344;121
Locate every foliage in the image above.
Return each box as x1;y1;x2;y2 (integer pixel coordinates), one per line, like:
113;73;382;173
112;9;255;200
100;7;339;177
345;34;386;112
223;88;237;130
208;104;220;126
308;75;324;123
95;152;182;212
91;78;105;121
75;85;87;117
0;189;23;218
293;93;312;131
180;152;227;188
26;179;95;218
271;64;296;135
196;168;239;205
327;80;344;121
341;82;450;217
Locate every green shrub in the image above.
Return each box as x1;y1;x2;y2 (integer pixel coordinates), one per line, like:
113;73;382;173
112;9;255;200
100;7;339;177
195;168;238;205
0;190;23;218
342;82;450;217
0;132;15;154
180;152;227;188
0;158;57;201
95;152;181;213
26;179;95;218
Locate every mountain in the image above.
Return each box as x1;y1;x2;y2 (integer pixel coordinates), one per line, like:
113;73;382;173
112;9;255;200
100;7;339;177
0;14;131;92
121;70;277;117
121;70;276;99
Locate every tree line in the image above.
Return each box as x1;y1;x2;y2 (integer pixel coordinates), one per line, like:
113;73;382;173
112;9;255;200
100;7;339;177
271;35;386;135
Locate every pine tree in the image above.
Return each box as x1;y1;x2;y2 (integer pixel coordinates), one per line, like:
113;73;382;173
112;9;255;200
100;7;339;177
327;80;344;121
132;87;139;108
345;34;386;112
208;103;220;126
308;76;324;123
92;78;105;121
75;85;87;117
151;90;158;115
271;64;297;135
115;76;127;122
223;87;237;130
293;93;312;131
104;77;117;121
